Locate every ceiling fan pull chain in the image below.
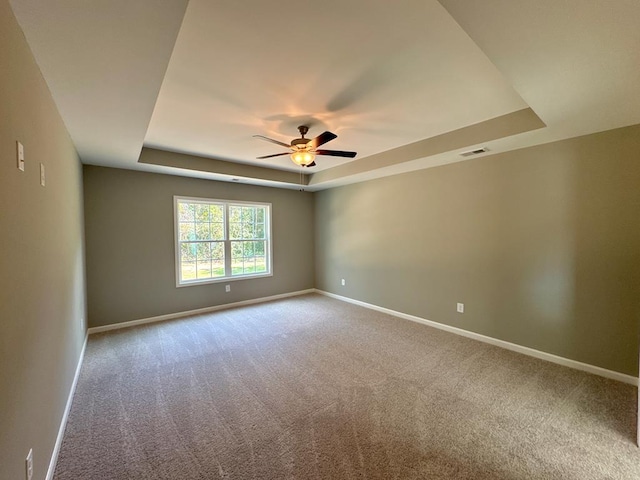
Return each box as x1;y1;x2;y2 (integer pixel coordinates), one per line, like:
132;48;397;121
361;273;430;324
299;165;305;192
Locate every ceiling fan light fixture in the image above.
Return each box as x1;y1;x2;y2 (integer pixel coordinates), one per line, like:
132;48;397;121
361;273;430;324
255;126;356;167
291;151;315;166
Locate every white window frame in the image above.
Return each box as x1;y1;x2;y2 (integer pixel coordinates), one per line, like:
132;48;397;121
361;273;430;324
174;196;273;287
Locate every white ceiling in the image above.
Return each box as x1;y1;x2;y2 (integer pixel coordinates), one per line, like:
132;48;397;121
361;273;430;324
9;0;640;190
145;0;527;173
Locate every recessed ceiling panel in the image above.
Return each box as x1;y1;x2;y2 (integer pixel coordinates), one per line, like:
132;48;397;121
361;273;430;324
145;0;528;172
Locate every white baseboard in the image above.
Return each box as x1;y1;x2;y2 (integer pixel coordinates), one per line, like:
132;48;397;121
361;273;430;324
46;333;88;480
315;289;638;386
41;288;638;478
87;289;316;335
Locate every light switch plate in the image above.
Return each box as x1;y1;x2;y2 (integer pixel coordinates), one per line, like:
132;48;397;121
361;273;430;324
17;141;25;171
457;303;464;313
26;449;33;480
40;163;45;186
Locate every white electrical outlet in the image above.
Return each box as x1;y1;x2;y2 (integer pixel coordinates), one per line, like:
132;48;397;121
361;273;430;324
457;303;464;313
26;449;33;480
40;163;45;186
341;279;346;286
225;284;230;293
17;141;25;171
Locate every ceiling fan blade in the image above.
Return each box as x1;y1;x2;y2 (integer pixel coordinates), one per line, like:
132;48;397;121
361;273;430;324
304;161;317;168
309;131;337;149
315;149;357;158
256;152;291;159
253;135;291;149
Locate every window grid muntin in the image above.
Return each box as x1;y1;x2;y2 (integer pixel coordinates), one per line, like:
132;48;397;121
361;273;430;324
228;203;268;276
177;200;226;283
175;197;271;286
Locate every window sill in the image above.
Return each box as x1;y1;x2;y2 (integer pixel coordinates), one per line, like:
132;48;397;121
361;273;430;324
176;272;273;288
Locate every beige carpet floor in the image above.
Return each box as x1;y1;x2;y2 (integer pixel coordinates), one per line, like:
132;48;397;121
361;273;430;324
54;294;639;479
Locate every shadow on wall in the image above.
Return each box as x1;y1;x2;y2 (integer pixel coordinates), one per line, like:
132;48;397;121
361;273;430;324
569;130;640;376
315;125;640;376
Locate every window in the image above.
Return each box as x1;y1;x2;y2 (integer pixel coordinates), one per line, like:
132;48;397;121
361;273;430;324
174;196;271;286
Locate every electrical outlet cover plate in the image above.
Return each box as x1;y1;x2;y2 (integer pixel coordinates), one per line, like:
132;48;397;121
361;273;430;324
457;303;464;313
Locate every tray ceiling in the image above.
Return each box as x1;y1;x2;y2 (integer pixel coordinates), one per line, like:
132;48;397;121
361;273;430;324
9;0;640;190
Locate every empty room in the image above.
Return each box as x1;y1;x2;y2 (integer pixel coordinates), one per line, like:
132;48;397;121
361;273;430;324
2;0;640;479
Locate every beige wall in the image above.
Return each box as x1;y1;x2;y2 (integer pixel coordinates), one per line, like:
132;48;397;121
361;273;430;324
0;2;87;479
315;125;640;376
2;0;637;476
83;166;315;328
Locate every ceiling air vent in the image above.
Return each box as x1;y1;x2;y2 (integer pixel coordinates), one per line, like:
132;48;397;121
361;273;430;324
460;147;489;157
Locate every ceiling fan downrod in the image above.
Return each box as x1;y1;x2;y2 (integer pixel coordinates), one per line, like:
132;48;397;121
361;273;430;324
297;125;309;138
292;126;310;149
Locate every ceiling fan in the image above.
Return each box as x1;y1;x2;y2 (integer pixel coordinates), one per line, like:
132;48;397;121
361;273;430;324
253;126;357;167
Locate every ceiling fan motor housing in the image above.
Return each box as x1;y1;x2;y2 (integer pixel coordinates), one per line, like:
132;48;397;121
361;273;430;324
292;125;311;150
291;138;310;150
